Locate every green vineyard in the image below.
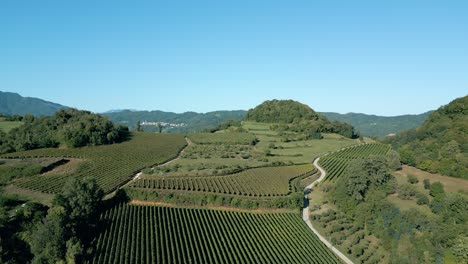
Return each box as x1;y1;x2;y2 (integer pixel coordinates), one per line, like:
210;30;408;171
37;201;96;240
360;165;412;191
1;133;187;194
187;132;257;145
90;204;341;264
131;164;316;196
319;143;390;182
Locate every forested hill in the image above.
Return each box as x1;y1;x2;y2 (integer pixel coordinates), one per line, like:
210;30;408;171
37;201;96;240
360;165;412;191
0;91;67;116
321;111;432;137
246;100;359;139
103;109;246;133
0;109;129;153
383;95;467;179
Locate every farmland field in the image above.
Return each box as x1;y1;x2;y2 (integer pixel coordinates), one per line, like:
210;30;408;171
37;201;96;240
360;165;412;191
89;204;341;264
1;133;187;194
132;164;316;196
0;120;23;133
319;143;391;182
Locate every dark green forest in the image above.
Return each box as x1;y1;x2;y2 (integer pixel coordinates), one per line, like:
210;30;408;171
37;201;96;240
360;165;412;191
246;100;359;139
322;155;468;263
0;109;129;153
383;96;467;179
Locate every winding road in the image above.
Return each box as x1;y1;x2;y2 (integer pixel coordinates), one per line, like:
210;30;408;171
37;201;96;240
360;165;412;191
303;157;354;264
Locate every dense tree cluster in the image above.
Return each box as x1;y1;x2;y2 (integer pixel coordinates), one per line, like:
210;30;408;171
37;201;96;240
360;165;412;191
383;95;467;179
246;100;359;139
327;154;468;263
0;109;129;153
246;99;323;123
29;177;104;263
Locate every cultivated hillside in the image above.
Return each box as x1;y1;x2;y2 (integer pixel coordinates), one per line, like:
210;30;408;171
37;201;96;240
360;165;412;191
321;111;432;137
0;91;67;116
384;95;467;179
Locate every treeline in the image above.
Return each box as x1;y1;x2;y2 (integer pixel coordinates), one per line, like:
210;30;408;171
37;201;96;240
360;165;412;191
383;95;467;179
0;177;103;263
0;109;129;154
324;155;468;263
270;120;359;140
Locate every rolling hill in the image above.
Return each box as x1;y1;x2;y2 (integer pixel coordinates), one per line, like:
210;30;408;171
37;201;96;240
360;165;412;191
103;109;246;133
384;95;467;179
321;111;432;137
0;91;67;116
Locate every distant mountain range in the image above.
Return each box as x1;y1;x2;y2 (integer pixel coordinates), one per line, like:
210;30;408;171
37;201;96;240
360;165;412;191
0;91;67;116
321;111;433;137
0;91;431;137
102;110;246;133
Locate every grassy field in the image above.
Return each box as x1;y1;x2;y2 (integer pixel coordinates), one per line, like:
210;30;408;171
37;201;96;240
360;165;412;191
155;123;360;178
89;204;341;264
1;133;187;194
0;121;23;133
394;165;468;193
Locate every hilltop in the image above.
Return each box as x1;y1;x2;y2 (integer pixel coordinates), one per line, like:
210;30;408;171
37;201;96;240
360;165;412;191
245;100;359;139
384;95;467;179
0;91;67;116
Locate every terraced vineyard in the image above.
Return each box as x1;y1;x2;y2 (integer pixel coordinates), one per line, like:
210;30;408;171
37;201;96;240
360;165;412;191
1;133;187;194
89;204;340;264
188;132;257;145
319;143;391;182
131;164;315;196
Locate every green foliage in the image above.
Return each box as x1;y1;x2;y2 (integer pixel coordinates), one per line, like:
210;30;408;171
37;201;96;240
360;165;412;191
0;109;129;153
246;99;322;123
29;177;104;263
407;174;419;184
423;179;431;189
429;182;445;198
246;99;359;138
384;95;468;179
90;204;341;263
132;164;315;197
415;193;429;205
398;184;417;200
319;143;391;182
321;111;431;137
2;133;187;194
54;177;104;237
188;132;257;145
452;236;468;263
386;149;401;171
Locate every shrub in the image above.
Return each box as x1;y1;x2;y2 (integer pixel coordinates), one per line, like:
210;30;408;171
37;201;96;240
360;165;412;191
407;174;419;184
429;182;445;198
416;193;429;205
423;179;431;189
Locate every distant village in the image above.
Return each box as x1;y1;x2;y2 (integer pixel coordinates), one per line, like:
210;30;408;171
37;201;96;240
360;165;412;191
141;121;187;128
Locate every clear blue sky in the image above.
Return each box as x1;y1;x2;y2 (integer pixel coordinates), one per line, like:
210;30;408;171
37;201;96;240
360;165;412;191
1;1;467;116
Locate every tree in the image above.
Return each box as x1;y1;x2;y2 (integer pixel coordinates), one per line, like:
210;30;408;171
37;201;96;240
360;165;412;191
387;149;402;171
407;175;419;184
54;177;104;238
452;236;468;262
136;120;142;132
29;207;67;263
423;179;431;189
429;182;445;199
